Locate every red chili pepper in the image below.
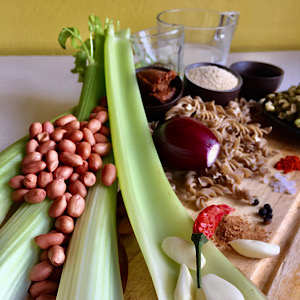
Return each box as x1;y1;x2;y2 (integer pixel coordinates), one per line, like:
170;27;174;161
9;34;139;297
193;204;236;238
191;204;235;289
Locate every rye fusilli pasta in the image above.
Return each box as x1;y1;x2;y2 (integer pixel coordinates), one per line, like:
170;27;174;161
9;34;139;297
160;96;278;208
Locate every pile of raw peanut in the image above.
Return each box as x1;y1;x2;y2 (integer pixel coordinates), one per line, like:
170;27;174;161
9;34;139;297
9;98;117;299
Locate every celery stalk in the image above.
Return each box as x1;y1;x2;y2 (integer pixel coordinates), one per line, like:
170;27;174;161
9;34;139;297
0;199;53;299
104;24;268;299
57;155;123;300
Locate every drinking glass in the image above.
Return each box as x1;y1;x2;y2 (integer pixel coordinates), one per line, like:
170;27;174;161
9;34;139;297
131;24;184;77
157;8;239;67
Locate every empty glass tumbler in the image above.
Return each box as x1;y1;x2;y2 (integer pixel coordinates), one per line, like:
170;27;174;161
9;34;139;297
157;8;239;67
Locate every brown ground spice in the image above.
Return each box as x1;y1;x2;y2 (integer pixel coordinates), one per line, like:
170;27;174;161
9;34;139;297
212;215;269;248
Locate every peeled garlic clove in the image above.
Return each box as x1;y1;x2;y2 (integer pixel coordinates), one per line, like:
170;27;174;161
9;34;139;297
202;273;245;300
161;236;206;270
228;239;280;258
174;264;195;300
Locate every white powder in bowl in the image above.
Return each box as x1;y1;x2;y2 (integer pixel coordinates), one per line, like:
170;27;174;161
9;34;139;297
187;65;238;91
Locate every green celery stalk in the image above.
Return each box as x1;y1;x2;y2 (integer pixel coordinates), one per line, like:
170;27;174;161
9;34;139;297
56;155;123;300
104;23;268;299
0;199;53;300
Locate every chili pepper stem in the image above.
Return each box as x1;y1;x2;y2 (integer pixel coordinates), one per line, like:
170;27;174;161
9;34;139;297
191;232;209;289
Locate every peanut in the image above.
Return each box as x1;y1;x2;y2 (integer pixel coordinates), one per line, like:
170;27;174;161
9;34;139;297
53;114;77;127
75;160;89;174
46;178;67;200
29;280;59;298
68;180;87;198
94;133;108;143
60;152;83;167
48;195;67;218
23;173;38;189
11;188;29;202
88;153;102;172
92;142;112;157
102;163;117;186
99;125;110;136
77;141;91;160
69;172;80;182
80;120;88;130
38;171;53;188
94;110;108;124
29;260;54;281
67;194;85;217
21;151;43;166
64;192;72;202
48;245;65;267
42;121;55;135
50;128;67;142
48;266;63;282
24;188;46;204
62;119;80;131
80;172;96;187
82;127;96;145
64;129;83;143
55;215;74;234
45;150;59;173
29;122;43;139
37;140;57;155
53;165;73;180
22;160;46;175
36;132;50;143
9;175;25;189
40;249;49;261
26;139;39;153
58;139;76;153
86;118;101;134
35;232;65;249
92;105;107;113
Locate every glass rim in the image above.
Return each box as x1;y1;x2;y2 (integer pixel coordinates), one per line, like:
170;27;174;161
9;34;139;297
130;24;184;40
157;8;238;30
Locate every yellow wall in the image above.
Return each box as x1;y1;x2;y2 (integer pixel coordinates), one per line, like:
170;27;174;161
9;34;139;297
1;0;299;55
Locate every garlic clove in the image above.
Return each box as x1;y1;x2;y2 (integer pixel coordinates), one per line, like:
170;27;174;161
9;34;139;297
161;236;206;270
201;273;245;300
174;264;195;300
228;239;280;258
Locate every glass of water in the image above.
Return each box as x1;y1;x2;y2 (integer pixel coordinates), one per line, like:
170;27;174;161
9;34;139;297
157;8;239;67
131;24;185;77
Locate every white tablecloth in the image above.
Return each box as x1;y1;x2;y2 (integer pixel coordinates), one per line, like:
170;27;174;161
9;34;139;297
0;51;300;152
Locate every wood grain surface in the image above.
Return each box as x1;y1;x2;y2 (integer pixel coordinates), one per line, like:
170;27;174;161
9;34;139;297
120;117;300;300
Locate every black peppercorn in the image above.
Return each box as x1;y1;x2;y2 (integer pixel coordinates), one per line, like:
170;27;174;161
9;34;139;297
252;199;259;206
259;208;267;217
264;204;273;213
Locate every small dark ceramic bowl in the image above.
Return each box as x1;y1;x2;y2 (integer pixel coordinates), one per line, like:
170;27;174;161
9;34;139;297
136;66;183;121
183;62;243;106
230;61;284;100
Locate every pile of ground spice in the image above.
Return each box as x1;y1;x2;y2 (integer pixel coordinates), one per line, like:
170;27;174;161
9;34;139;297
274;155;300;173
212;215;269;248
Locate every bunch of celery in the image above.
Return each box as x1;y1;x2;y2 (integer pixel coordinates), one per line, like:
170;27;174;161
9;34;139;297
0;15;122;300
104;23;268;299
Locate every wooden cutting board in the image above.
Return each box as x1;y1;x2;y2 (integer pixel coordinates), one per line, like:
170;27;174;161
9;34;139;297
120;120;300;300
